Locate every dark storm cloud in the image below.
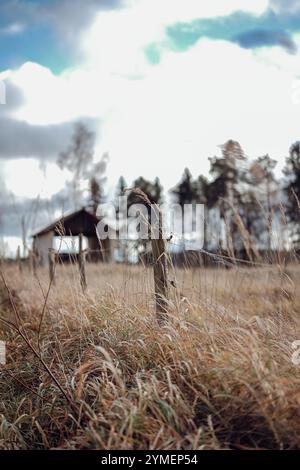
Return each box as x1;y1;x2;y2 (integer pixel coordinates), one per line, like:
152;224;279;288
1;80;25;112
0;116;100;161
0;118;73;159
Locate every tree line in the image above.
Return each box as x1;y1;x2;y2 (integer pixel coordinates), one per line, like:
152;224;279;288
58;123;300;256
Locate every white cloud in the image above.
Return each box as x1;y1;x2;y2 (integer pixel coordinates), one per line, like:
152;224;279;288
124;0;269;24
82;0;269;76
99;39;300;185
254;33;300;75
3;159;68;199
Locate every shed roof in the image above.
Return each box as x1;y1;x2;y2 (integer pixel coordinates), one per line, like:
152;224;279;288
32;208;100;238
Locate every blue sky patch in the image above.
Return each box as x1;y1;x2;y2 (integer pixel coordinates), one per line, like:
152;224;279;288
0;24;72;73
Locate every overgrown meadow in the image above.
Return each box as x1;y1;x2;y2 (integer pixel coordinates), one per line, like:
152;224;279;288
0;260;300;450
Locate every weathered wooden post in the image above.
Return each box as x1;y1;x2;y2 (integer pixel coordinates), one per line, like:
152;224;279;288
48;248;56;285
78;233;87;293
29;249;38;276
151;205;170;325
16;245;22;273
131;188;170;324
32;249;37;276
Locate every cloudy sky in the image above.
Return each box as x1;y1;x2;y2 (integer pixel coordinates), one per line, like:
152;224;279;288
1;0;300;248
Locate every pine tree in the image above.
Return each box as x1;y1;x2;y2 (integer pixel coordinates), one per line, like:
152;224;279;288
171;168;197;207
129;176;163;206
208;140;245;253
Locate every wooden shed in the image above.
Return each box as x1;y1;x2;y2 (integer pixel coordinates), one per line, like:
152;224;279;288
32;208;112;266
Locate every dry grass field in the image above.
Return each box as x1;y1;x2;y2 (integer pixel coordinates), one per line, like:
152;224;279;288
0;261;300;450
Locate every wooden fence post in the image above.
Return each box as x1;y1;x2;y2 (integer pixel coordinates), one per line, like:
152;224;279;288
32;250;37;276
151;205;170;325
78;233;87;293
130;188;170;324
29;249;38;276
17;245;22;273
48;248;56;285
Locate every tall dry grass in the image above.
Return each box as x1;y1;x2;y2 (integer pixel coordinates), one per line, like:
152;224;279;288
0;261;300;449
